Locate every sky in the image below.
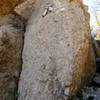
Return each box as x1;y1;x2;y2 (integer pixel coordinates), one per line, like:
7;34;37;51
83;0;100;27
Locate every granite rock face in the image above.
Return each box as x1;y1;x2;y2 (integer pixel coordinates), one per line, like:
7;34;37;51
14;0;41;20
0;0;25;15
0;14;24;100
18;0;96;100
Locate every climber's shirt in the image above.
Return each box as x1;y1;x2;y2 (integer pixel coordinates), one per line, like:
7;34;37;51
45;3;54;9
42;2;54;17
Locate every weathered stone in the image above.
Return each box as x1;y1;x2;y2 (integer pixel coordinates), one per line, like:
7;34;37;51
14;0;41;20
0;0;25;15
0;14;24;100
18;0;96;100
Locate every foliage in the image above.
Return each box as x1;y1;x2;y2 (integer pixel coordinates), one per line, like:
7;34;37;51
95;16;100;27
77;91;83;100
6;88;19;100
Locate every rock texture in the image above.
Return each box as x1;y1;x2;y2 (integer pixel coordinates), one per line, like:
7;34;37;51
0;14;24;100
0;0;25;15
14;0;41;20
18;0;96;100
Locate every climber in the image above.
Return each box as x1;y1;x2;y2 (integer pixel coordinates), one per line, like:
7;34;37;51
42;2;54;17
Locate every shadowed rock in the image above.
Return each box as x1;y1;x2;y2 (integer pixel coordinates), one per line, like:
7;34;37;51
0;14;24;100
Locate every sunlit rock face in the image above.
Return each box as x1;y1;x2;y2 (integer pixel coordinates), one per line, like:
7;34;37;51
14;0;41;20
0;14;24;100
18;0;96;100
0;0;25;15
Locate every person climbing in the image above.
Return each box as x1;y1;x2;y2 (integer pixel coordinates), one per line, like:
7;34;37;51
42;2;54;17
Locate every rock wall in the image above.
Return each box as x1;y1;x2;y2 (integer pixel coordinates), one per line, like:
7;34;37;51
0;14;24;100
18;0;96;100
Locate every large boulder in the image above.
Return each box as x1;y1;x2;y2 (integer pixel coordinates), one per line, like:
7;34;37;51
0;14;24;100
18;0;96;100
